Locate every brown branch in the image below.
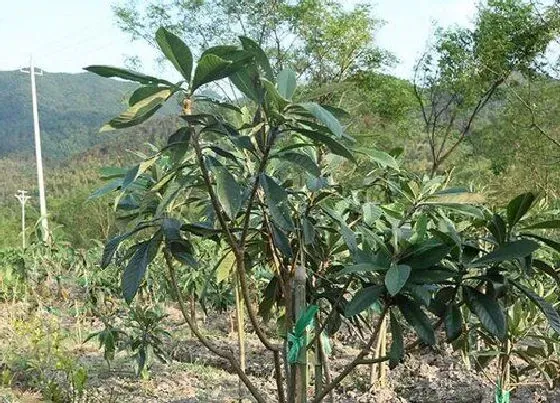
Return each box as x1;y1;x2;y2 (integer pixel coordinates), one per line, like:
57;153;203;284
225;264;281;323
311;305;390;403
436;78;504;170
192;125;283;401
191;131;238;249
163;250;268;403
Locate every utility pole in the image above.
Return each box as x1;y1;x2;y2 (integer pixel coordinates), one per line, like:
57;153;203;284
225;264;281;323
15;190;31;249
21;55;49;243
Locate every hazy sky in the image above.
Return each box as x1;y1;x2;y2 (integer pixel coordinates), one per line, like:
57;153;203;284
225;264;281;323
0;0;477;80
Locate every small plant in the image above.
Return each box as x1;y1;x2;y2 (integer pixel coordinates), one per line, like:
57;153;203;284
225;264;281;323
84;315;127;370
127;305;170;378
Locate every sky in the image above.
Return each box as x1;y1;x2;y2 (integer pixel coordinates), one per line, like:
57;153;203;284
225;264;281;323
0;0;477;80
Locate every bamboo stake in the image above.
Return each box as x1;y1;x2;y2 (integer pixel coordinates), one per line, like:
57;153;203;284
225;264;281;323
235;275;247;402
294;263;307;403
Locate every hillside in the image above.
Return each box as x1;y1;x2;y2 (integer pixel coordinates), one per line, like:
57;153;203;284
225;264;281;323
0;69;158;159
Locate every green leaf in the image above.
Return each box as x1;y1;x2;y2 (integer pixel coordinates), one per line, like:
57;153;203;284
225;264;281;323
397;296;436;345
362;202;382;225
335;263;387;277
507;192;536;228
239;36;273;80
389;310;404;369
511;280;560;335
84;65;172;86
294;128;355;162
532;259;560;286
463;286;506;340
344;285;385;317
262;78;289;111
129;86;170;106
444;303;463;342
162;218;182;241
278;152;320;176
260;174;294;231
277;69;297;100
155;27;193;81
212;165;243;220
102;88;172;130
522;220;560;230
295;305;318;335
229;64;263;102
101;233;126;269
302;218;315;245
400;240;451;270
470;239;540;267
521;233;560;252
425;190;484;205
216;251;235;284
122;233;162;304
168;239;198;268
298;102;344;138
488;213;507;244
408;268;457;285
365;147;399;170
191;53;251;91
340;222;358;253
385;263;411;296
89;178;122;200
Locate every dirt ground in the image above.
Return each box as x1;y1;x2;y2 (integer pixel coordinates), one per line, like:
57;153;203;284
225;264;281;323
1;303;559;403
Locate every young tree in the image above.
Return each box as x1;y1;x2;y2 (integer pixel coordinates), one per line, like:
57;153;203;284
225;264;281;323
89;26;560;403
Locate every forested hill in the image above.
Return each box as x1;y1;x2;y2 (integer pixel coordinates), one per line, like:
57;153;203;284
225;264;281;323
0;69;144;159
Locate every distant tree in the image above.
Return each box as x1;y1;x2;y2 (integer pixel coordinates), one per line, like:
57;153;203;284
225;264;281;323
414;0;560;176
113;0;390;87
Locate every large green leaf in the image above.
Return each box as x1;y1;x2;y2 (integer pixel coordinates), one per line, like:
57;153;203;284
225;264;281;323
229;64;263;102
408;268;457;285
211;164;243;220
260;174;294;231
89;178;122;200
277;69;297;100
262;78;289;111
397;296;436;345
356;147;399;170
463;286;506;340
385;263;411;296
155;27;193;81
101;233;126;269
239;36;273;80
294;128;355;162
511;280;560;335
278;152;320;176
532;259;560;286
362;202;382;225
507;192;536;228
521;233;560;252
400;240;451;270
192;54;232;91
488;213;507;244
389;310;404;369
344;285;385;317
102;88;172;130
84;65;173;86
122;233;162;304
470;239;540;267
444;303;463;342
129;86;170;106
298;102;344;138
522;220;560;230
